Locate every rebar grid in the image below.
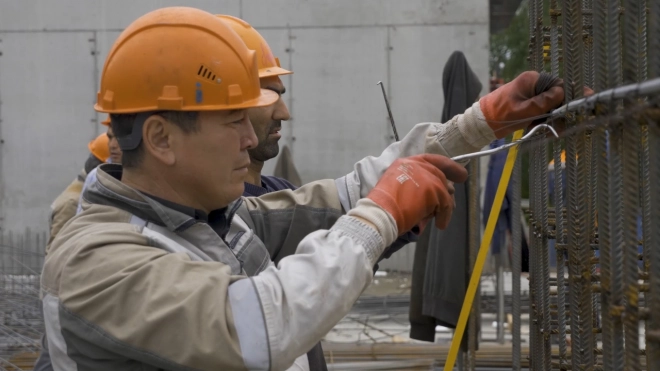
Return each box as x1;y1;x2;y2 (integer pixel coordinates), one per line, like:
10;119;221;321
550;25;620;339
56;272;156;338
0;231;46;370
524;0;658;369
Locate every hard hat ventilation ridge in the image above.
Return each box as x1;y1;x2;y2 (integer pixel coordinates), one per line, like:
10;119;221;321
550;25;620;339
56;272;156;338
197;65;218;83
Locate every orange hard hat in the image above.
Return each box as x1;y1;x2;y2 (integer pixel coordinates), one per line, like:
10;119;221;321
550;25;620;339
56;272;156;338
101;115;111;126
94;7;277;114
216;15;292;78
88;133;110;162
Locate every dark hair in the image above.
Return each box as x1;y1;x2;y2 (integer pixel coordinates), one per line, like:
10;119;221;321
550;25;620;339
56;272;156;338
110;111;199;168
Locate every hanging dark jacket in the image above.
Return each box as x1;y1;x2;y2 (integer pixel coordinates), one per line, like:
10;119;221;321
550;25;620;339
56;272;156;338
410;51;483;347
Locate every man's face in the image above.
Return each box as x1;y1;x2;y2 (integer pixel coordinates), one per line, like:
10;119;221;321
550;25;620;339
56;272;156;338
247;76;290;162
173;110;257;209
106;126;122;164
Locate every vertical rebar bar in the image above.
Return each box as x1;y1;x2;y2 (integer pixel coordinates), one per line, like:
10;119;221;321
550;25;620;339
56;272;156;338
641;119;651;367
622;123;641;371
539;136;552;371
605;0;625;369
511;149;522;371
529;0;543;367
591;5;608;363
596;125;613;371
550;0;567;368
583;0;594;89
531;139;541;368
622;0;642;368
593;7;612;368
564;0;593;368
647;118;660;370
647;1;660;369
610;122;626;371
554;139;569;371
651;0;660;80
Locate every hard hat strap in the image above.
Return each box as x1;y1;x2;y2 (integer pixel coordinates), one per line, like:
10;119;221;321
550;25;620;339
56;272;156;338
116;112;154;151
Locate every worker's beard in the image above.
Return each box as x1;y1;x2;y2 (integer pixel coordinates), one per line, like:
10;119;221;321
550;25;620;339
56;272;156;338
249;120;281;162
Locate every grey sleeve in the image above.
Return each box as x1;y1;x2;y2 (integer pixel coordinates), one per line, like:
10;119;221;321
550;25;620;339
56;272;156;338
335;102;496;210
228;216;387;371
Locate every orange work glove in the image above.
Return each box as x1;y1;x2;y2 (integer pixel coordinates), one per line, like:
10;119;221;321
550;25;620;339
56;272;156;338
480;71;565;139
366;154;468;234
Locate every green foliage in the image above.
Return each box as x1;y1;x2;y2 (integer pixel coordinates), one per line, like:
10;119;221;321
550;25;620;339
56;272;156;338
490;1;530;82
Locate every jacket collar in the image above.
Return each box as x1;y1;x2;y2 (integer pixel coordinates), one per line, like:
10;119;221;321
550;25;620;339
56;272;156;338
83;164;241;238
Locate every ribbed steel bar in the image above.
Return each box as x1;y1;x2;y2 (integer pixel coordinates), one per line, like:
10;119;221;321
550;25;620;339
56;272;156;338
592;7;612;368
563;0;592;368
467;160;479;371
529;0;543;367
550;2;567;368
550;0;560;77
596;124;613;371
583;0;594;89
583;0;598;340
609;122;625;370
647;118;660;370
638;0;647;83
554;138;569;371
511;147;522;370
622;0;642;368
539;136;552;371
532;0;544;72
530;137;544;368
622;122;641;371
533;0;551;366
641;119;651;368
651;0;660;79
639;5;650;363
587;130;600;335
648;2;660;369
606;0;624;368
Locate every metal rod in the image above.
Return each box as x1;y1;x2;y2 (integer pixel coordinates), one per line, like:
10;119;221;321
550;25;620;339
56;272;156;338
450;124;558;162
647;119;660;369
552;77;660;115
376;81;399;141
511;144;522;371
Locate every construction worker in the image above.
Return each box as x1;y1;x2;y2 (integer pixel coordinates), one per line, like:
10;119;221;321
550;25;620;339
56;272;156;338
216;15;298;196
46;132;110;254
75;116;122;214
37;116;119;371
216;15;332;369
41;7;564;371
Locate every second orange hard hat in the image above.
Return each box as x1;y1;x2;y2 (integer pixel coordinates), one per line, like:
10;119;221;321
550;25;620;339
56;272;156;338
217;15;293;79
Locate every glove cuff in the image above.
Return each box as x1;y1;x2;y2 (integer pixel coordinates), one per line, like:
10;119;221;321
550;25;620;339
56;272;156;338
425;102;495;165
457;102;497;151
347;198;398;248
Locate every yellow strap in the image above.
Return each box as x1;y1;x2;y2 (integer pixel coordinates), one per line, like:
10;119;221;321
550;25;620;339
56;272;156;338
443;130;524;370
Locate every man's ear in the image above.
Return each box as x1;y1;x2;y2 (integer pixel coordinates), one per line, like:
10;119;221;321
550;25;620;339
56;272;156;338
142;115;176;166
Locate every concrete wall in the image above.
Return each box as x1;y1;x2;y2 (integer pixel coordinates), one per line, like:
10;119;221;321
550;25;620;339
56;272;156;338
0;0;489;271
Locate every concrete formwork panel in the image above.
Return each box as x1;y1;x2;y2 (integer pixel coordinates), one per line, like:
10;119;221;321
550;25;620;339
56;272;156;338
0;32;97;233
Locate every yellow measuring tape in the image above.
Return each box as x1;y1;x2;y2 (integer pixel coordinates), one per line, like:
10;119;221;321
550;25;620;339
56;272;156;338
443;129;524;370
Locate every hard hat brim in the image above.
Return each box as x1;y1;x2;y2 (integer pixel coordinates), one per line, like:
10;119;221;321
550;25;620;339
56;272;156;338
259;66;293;79
94;88;279;113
